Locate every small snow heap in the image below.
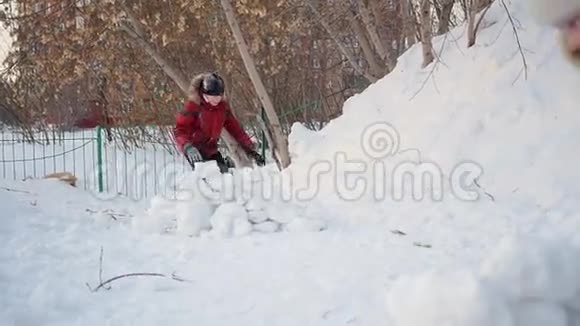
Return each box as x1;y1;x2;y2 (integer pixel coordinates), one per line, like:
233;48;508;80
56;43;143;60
135;161;327;237
386;235;580;326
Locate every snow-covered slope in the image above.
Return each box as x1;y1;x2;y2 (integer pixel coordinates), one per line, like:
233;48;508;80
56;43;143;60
286;0;580;236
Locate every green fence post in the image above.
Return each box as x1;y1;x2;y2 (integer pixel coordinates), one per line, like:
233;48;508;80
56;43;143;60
96;125;104;193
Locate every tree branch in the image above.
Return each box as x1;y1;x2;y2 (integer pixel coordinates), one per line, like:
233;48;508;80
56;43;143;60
86;247;189;292
305;0;378;83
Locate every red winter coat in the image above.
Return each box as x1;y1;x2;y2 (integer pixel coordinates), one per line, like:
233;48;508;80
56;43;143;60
174;98;254;158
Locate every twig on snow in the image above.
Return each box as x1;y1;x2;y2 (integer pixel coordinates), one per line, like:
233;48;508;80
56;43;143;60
391;230;407;236
1;186;30;194
89;273;167;292
85;208;131;221
413;242;432;248
99;247;110;290
86;247;190;292
410;31;450;100
500;0;528;80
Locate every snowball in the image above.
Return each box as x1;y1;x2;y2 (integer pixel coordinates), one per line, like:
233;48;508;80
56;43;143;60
175;195;214;237
216;168;259;204
177;168;224;205
265;203;300;224
248;209;269;224
232;217;253;237
210;202;250;238
245;196;266;212
386;270;513;326
133;195;175;233
253;221;280;233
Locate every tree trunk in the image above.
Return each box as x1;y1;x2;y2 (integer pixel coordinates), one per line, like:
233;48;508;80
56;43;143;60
355;0;392;71
467;0;494;47
305;0;379;83
467;0;477;47
437;0;455;35
219;0;291;169
118;20;188;92
400;0;416;51
419;0;435;67
118;4;252;168
345;8;386;77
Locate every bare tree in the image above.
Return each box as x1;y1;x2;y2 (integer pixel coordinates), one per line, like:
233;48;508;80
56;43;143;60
345;7;386;77
419;0;435;67
118;2;253;168
305;0;379;83
220;0;291;169
436;0;456;35
399;0;417;52
466;0;494;47
354;0;393;71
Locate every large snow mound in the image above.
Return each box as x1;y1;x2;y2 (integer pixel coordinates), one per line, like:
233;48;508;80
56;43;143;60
283;0;580;233
386;234;580;326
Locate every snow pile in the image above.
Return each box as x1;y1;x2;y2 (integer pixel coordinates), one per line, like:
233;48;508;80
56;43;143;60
134;161;327;237
386;235;580;326
281;0;580;231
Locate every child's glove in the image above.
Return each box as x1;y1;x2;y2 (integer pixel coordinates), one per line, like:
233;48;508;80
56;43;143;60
246;149;265;167
184;143;203;162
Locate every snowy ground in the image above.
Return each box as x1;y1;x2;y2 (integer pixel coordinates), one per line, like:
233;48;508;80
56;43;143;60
2;177;580;326
2;0;580;325
0;178;467;326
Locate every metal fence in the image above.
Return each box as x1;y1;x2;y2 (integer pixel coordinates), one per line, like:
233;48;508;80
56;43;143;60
97;128;194;201
0;107;324;201
0;126;202;201
0;127;100;187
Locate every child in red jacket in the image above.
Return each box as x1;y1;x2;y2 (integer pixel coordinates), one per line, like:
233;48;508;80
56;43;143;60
174;72;265;172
